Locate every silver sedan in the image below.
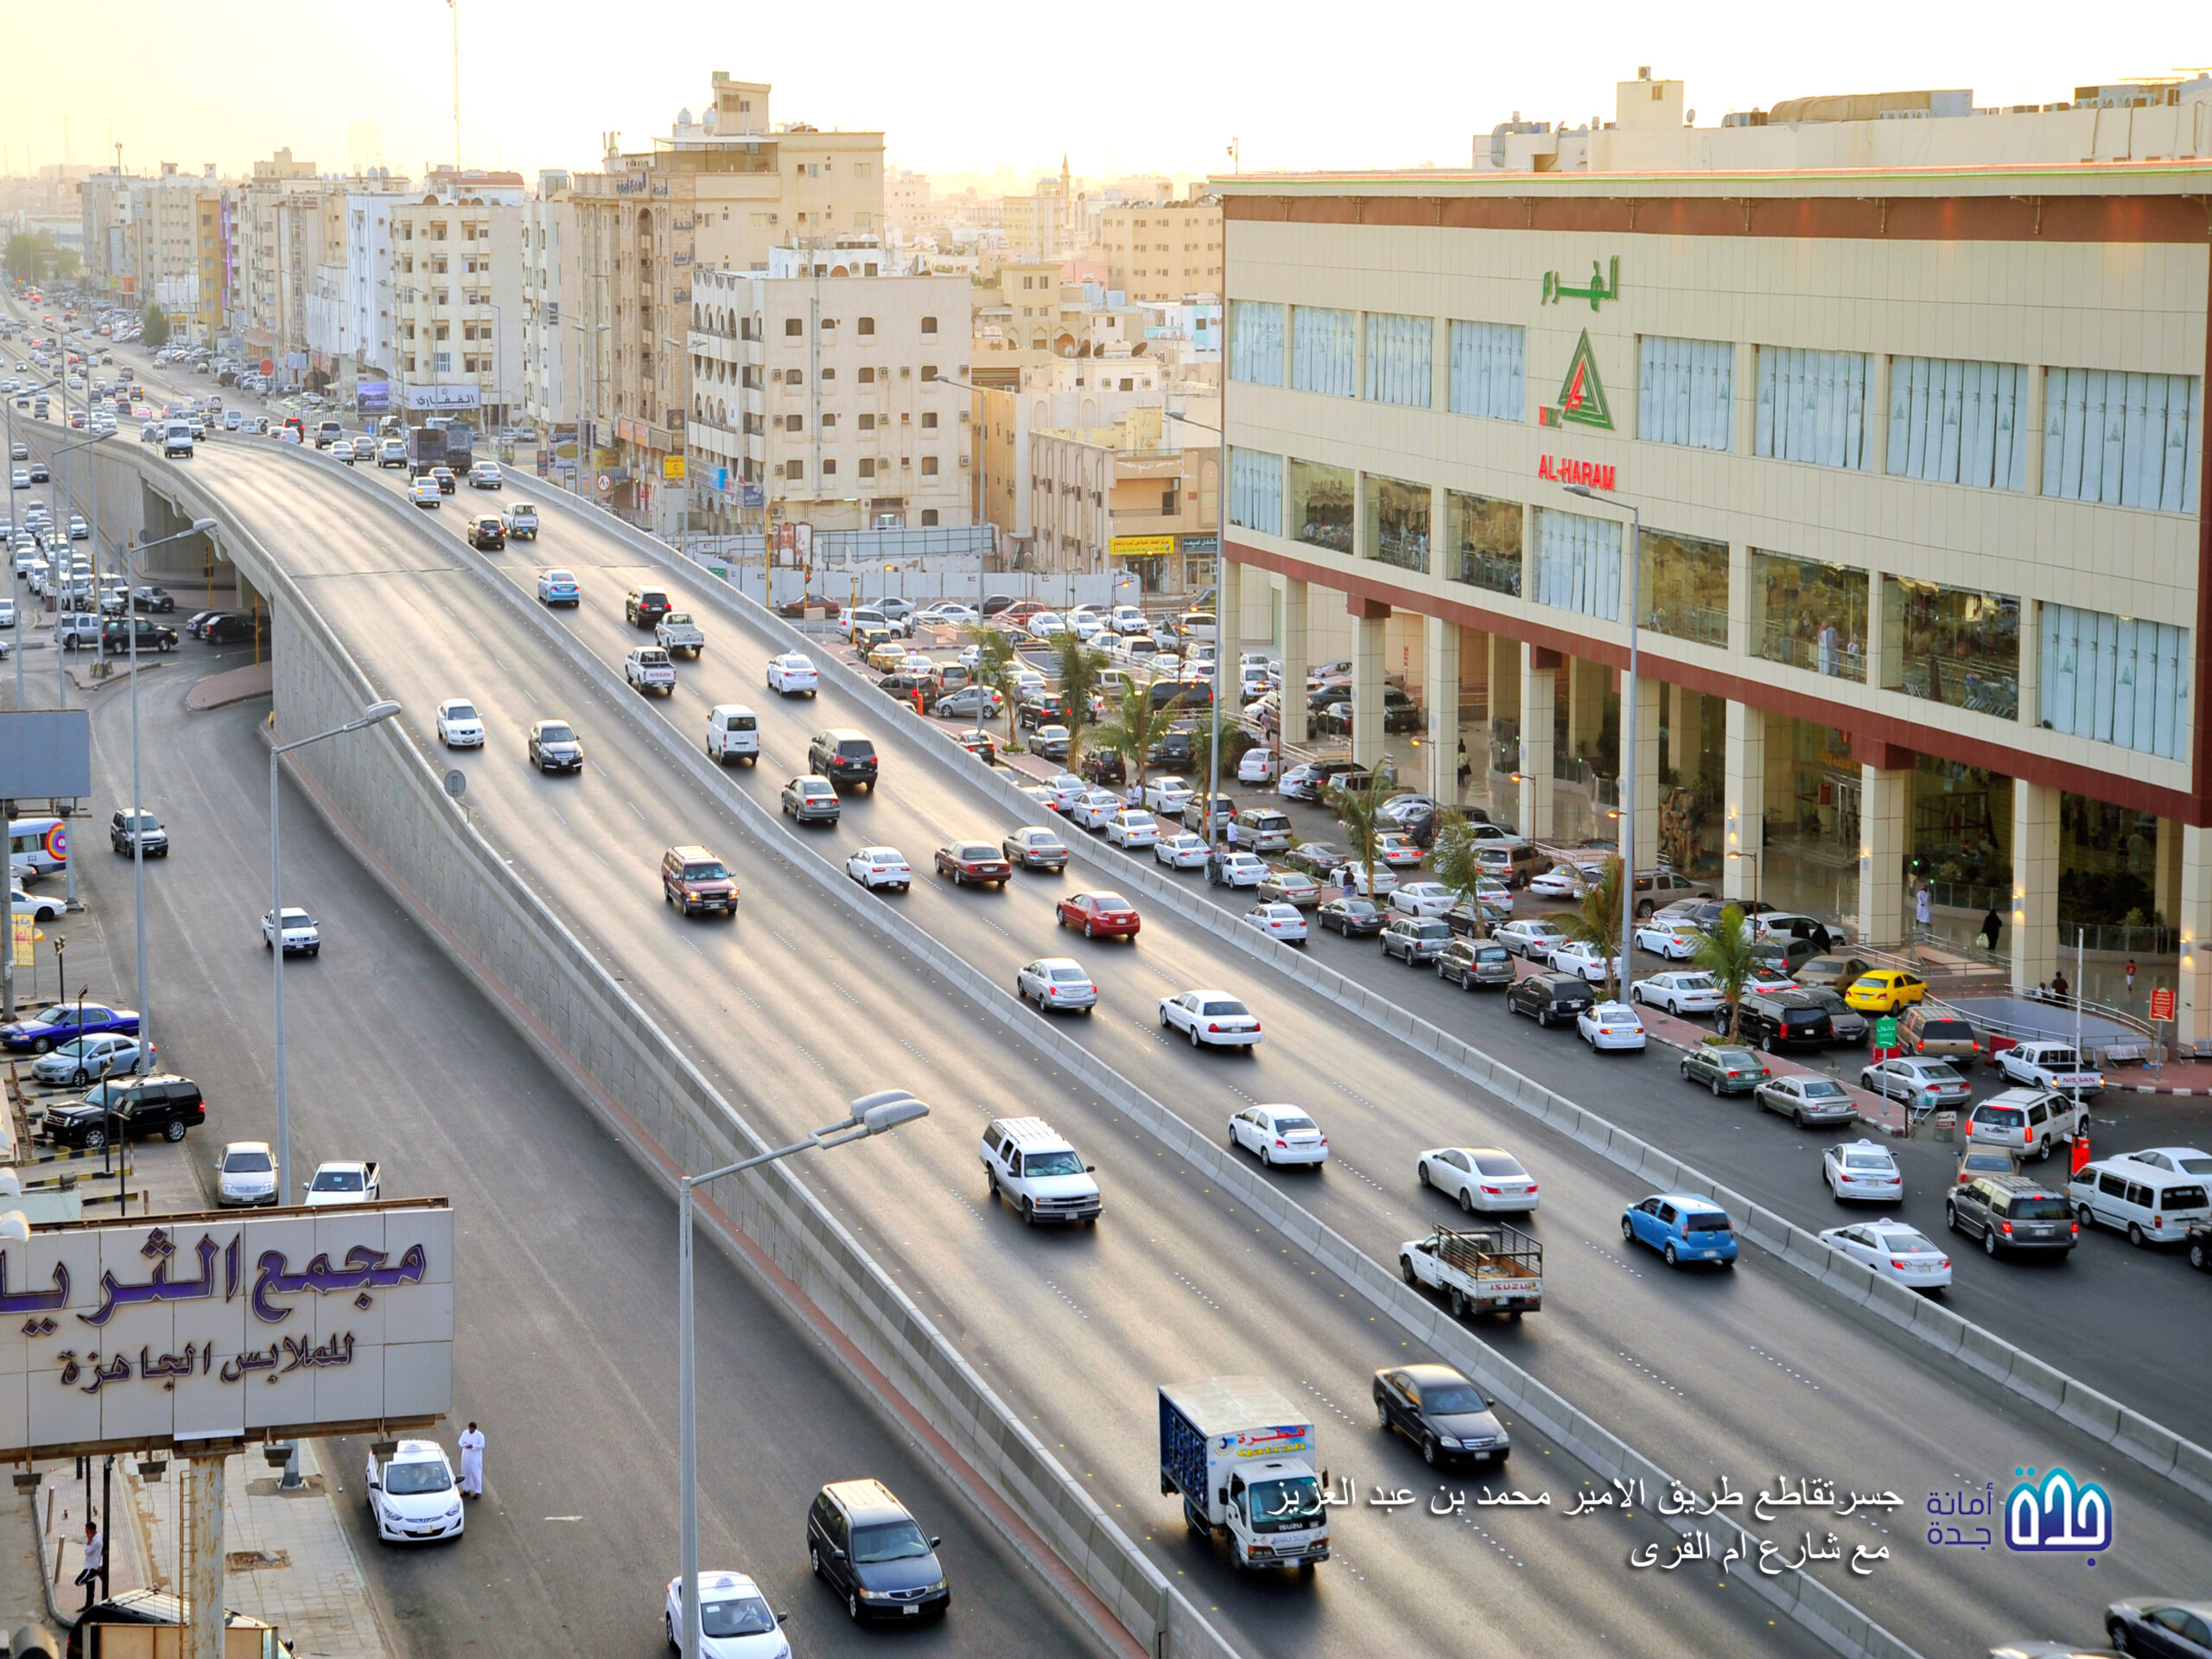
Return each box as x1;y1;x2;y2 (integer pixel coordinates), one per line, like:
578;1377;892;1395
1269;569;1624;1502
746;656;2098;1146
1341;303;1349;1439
1017;957;1098;1013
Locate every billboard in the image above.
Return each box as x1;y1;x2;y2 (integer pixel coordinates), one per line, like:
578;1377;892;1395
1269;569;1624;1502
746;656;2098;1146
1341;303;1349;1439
404;383;481;411
662;456;686;480
355;381;392;414
0;1204;454;1459
1110;535;1175;561
0;710;93;800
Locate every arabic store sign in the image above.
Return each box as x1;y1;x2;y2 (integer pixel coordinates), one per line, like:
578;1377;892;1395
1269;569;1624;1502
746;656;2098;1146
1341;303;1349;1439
0;1208;453;1459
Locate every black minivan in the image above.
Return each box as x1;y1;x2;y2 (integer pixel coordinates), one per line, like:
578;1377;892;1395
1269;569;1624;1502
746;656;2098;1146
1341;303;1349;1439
806;1478;950;1623
806;729;880;791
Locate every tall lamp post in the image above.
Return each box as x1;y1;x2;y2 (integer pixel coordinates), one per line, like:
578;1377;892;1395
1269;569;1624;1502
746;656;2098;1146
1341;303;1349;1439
8;377;63;716
1563;481;1640;991
1163;409;1227;866
675;1089;930;1659
44;427;114;917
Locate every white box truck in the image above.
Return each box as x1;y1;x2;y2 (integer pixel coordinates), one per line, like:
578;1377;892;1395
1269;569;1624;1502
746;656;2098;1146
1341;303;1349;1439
1158;1376;1329;1571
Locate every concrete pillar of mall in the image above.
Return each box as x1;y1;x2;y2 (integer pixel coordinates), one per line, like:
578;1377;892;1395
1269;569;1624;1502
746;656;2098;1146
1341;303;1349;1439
1279;576;1309;734
2010;779;2063;988
1216;556;1243;659
1623;669;1659;872
1519;644;1558;840
1565;655;1599;761
186;1451;227;1659
1424;616;1461;806
1349;594;1389;772
1859;741;1915;945
1724;701;1765;902
2155;818;2183;926
2178;824;2212;1046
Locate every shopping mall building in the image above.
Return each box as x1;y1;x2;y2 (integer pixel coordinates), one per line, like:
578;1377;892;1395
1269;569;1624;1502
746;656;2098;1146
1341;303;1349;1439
1216;74;2212;1034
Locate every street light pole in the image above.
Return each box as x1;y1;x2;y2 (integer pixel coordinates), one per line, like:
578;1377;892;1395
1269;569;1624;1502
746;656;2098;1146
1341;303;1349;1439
1565;483;1639;994
676;1090;929;1659
7;377;60;715
46;428;113;917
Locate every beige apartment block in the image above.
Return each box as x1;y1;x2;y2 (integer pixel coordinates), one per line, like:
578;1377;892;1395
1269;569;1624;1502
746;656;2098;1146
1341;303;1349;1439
1028;404;1220;590
365;187;527;427
1095;196;1222;303
1219;129;2212;1031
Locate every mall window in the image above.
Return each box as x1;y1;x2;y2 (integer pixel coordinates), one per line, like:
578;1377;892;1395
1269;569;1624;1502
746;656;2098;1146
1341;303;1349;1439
2042;368;2202;512
1287;456;1353;553
1365;314;1433;409
1446;492;1522;597
1755;346;1872;470
1748;550;1868;681
1887;357;2029;491
1230;447;1282;536
1638;335;1732;452
1363;474;1430;573
1881;577;2019;718
1529;506;1621;622
2039;604;2189;760
1447;320;1524;422
1637;528;1730;647
1291;306;1355;397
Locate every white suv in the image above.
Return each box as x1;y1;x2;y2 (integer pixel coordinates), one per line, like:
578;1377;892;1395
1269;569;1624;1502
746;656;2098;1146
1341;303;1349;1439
980;1116;1102;1224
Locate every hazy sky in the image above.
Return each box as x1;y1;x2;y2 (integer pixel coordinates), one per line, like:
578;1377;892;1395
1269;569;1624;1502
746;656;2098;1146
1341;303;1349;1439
3;1;2203;185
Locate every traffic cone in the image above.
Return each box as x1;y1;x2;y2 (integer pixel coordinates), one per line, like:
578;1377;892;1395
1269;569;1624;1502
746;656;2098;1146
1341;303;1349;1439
2071;1127;2091;1174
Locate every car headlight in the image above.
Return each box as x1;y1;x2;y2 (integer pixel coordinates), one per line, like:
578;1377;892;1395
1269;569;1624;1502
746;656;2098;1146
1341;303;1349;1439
445;1503;462;1518
1439;1435;1462;1449
857;1586;890;1599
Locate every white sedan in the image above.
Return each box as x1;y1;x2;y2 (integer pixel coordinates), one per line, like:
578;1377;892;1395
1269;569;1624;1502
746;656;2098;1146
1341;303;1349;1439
1632;919;1701;960
662;1571;789;1655
1389;881;1457;918
845;846;912;891
1154;832;1209;869
1823;1139;1904;1203
1144;775;1195;815
435;697;485;747
1017;956;1099;1013
1817;1222;1951;1290
1236;747;1280;785
1529;861;1597;899
1338;861;1398;897
1208;851;1268;889
1069;790;1122;831
1577;1001;1647;1051
215;1140;278;1207
468;460;503;489
365;1440;464;1543
1416;1146;1539;1214
1158;988;1263;1049
1242;901;1309;944
1105;809;1160;849
1631;970;1725;1015
766;653;818;696
1547;940;1624;983
1229;1104;1327;1167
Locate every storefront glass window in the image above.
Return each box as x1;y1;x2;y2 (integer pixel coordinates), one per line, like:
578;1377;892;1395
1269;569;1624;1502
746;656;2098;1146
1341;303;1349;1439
1882;577;2019;719
1363;474;1429;573
1287;456;1354;554
1637;528;1729;648
1747;550;1867;682
1446;491;1521;597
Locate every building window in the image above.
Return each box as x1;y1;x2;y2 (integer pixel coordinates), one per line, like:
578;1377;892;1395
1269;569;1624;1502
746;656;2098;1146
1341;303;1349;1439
1230;447;1282;536
857;317;874;335
1749;550;1868;681
921;411;937;429
1447;321;1524;422
1755;347;1872;470
920;315;938;334
1637;528;1731;647
750;213;766;229
821;413;837;429
1446;492;1522;597
823;460;836;477
1363;474;1431;573
921;455;938;476
1882;578;2019;718
2042;367;2202;512
2040;604;2190;758
1230;301;1284;386
1287;456;1354;552
1530;506;1621;621
785;414;804;433
858;366;874;384
858;457;875;480
918;365;938;384
785;317;802;337
921;509;938;526
785;459;804;480
1885;357;2029;491
785;368;803;385
435;352;453;372
820;367;836;382
1638;335;1733;453
1291;306;1355;397
858;413;875;431
1119;378;1134;392
1365;314;1433;409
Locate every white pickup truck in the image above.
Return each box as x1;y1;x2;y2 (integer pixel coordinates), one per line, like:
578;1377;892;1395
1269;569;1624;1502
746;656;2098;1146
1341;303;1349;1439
262;906;321;957
303;1160;381;1208
624;647;677;696
505;502;539;539
1993;1040;2105;1099
1399;1222;1544;1319
654;613;704;658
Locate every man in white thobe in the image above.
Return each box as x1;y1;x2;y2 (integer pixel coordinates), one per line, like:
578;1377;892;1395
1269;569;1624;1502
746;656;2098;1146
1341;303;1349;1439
457;1422;486;1497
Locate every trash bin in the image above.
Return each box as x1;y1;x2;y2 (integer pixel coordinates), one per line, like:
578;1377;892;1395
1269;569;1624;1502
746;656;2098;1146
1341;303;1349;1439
1931;1110;1957;1143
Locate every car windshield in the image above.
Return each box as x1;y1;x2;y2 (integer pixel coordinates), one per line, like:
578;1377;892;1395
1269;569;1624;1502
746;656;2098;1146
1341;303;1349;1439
1247;1475;1323;1525
850;1521;933;1564
1683;1212;1733;1233
683;863;728;881
537;724;575;745
223;1149;272;1173
1414;921;1449;938
1979;1108;2024;1128
1201;1001;1251;1018
1339;900;1379;917
384;1459;452;1496
1800;1080;1847;1098
2174;1155;2212;1175
445;703;478;721
1421;1382;1489;1414
33;1007;73;1027
1876;1230;1936;1253
1921;1021;1974;1039
1476;946;1509;962
701;1596;778;1638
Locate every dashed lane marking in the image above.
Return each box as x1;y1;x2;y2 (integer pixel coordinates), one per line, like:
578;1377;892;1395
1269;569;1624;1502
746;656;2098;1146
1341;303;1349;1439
1300;1379;1362;1431
1747;1345;1822;1392
1618;1350;1688;1399
1584;1237;1645;1280
1172;1271;1221;1312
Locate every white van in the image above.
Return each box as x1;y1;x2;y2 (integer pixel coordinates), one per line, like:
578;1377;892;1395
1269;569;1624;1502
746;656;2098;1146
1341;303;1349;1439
9;817;68;875
2068;1156;2211;1247
704;704;760;766
162;420;193;459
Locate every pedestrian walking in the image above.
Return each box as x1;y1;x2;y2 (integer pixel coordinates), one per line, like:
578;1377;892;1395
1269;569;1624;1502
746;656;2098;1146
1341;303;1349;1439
74;1519;103;1610
457;1422;485;1498
1980;906;2004;952
1915;883;1932;944
2125;958;2138;1003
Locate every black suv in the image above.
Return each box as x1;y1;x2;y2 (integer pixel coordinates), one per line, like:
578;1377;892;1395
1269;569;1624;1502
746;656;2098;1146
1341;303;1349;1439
1144;729;1196;770
623;587;672;627
1506;972;1595;1028
1945;1173;2078;1259
110;809;168;856
42;1074;205;1149
1081;748;1126;786
1017;693;1071;729
102;616;178;653
1735;989;1834;1052
201;613;265;647
807;729;880;791
805;1478;949;1623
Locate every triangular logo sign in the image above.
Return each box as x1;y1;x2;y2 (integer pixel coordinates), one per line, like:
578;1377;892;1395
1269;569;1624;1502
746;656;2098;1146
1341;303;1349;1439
1540;330;1613;430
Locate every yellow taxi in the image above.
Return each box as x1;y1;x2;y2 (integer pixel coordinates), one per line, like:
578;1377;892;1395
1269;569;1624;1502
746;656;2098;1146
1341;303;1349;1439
867;639;912;673
1844;968;1929;1014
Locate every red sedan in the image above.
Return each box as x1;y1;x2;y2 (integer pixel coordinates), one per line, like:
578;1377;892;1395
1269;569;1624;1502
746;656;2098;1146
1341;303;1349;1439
1056;890;1141;940
934;840;1013;887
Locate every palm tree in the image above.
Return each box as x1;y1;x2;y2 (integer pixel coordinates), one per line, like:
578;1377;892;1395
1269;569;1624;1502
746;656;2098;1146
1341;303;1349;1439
1428;811;1491;936
1186;720;1255;803
1327;766;1393;903
1560;855;1625;1001
1690;900;1759;1041
972;628;1021;749
1048;629;1110;770
1093;683;1172;804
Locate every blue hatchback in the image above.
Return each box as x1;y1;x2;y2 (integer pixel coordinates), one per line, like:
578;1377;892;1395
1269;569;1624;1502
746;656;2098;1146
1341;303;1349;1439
1623;1193;1739;1269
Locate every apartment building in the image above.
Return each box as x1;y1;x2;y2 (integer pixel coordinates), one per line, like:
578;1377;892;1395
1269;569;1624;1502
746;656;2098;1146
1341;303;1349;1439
238;149;319;361
686;257;972;535
1219;72;2212;1033
521;172;582;453
1094;195;1221;304
1002;160;1077;261
1028;401;1221;590
79;163;234;340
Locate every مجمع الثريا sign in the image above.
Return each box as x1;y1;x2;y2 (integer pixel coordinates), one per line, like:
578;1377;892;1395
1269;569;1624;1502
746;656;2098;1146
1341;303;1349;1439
0;1205;453;1459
